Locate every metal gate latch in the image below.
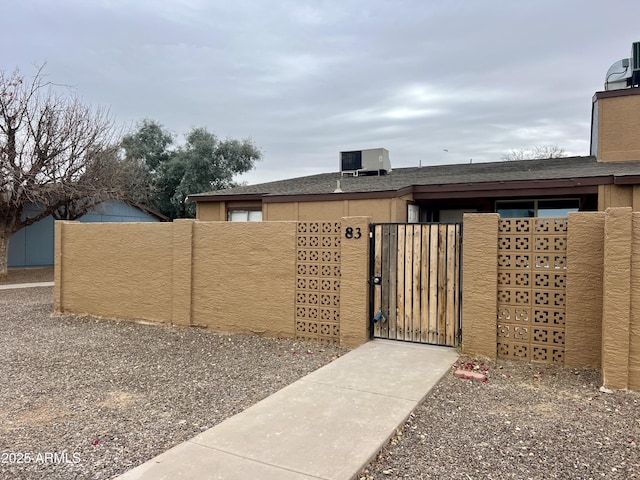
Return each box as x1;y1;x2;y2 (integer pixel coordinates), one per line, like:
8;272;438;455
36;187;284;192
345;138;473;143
373;311;386;323
372;276;382;285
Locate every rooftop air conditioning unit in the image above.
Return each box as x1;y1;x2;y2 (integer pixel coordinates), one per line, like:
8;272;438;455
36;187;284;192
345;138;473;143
605;41;640;90
632;41;640;87
340;148;391;176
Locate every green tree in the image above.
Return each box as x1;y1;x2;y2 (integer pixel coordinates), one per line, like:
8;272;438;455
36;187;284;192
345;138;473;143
0;67;125;280
121;121;261;219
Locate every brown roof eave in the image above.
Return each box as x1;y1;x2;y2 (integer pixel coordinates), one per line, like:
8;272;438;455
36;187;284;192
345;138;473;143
263;188;411;203
412;177;610;200
613;175;640;185
187;193;266;203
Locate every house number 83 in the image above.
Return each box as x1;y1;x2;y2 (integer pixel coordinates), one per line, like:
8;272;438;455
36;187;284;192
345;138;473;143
345;227;361;239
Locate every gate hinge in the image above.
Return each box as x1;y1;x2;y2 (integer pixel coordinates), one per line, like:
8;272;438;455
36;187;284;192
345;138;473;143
369;231;373;238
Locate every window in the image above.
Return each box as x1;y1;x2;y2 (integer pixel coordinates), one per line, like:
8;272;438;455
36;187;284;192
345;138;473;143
228;210;262;222
496;199;579;218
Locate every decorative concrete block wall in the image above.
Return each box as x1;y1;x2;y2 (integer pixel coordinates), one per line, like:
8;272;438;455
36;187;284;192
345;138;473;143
55;217;371;348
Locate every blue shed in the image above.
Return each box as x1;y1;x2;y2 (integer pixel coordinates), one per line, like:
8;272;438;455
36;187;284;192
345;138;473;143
8;200;167;268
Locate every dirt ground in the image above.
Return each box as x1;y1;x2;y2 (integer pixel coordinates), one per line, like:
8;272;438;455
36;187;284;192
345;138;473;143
1;267;54;284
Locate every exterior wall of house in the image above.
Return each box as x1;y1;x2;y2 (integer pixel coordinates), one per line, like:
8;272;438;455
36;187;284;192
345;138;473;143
597;184;640;211
594;89;640;163
196;201;226;221
263;202;298;221
198;194;415;223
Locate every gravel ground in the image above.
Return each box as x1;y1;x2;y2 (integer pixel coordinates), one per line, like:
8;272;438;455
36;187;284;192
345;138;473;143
362;358;640;480
3;271;640;480
0;286;349;480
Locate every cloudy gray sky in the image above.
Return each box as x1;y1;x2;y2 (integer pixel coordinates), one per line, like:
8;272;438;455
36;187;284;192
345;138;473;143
3;0;639;184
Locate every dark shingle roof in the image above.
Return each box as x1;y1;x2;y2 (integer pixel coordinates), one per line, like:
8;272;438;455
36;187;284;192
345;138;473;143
188;156;640;200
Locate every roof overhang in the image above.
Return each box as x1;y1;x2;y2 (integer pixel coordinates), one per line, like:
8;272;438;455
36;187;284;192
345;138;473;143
187;174;640;204
411;177;606;200
187;193;265;203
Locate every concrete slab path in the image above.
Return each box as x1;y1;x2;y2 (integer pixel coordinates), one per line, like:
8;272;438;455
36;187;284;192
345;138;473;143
0;281;54;290
117;340;459;480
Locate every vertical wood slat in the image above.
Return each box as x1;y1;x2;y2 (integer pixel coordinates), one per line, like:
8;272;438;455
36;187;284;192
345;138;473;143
373;225;383;338
388;225;398;340
437;225;447;344
404;226;414;341
445;224;456;346
428;226;439;343
380;225;390;339
396;225;406;340
420;225;430;342
411;225;421;342
370;222;461;347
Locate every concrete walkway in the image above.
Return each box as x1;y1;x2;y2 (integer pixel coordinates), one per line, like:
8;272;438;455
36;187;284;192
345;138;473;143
117;340;458;480
0;281;54;290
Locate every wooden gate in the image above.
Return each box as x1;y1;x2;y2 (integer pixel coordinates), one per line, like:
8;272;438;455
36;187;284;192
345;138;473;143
370;223;462;346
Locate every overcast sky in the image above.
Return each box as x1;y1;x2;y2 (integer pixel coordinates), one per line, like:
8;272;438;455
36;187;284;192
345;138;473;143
2;0;639;185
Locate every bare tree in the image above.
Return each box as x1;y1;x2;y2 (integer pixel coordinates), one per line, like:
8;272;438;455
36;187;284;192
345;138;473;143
0;67;124;280
501;144;567;161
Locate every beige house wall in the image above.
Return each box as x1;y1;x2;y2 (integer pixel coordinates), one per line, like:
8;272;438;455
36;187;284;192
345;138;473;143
297;201;346;221
597;184;640;211
264;202;298;221
596;91;640;162
197;202;226;221
197;195;414;224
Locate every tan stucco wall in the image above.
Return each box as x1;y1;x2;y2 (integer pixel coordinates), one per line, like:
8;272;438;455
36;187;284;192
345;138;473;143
197;202;226;221
55;217;371;347
602;207;632;389
171;220;194;326
344;199;393;222
631;212;640;390
297;201;346;221
393;195;412;222
565;212;605;368
461;213;499;358
597;184;640;211
339;216;371;346
596;93;640;162
264;202;298;221
55;221;173;322
191;221;297;337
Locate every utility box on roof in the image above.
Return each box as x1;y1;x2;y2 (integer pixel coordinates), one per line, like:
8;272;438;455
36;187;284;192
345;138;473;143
340;148;391;176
